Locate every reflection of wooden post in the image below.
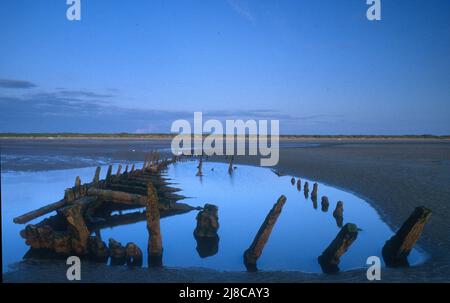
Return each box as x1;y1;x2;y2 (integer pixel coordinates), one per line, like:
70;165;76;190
318;223;359;273
311;183;318;199
304;182;309;192
382;206;431;267
93;167;101;183
333;201;344;228
146;182;163;266
196;158;203;176
303;181;309;198
228;156;234;174
321;196;329;212
244;195;287;272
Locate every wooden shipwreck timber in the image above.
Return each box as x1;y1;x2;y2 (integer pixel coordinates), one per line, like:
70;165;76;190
13;152;200;264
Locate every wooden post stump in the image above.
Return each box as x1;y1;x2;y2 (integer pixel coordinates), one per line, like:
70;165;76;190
146;182;163;267
58;203;90;255
93;166;101;183
382;206;431;267
106;165;113;179
243;195;287;272
125;242;143;267
318;223;359;273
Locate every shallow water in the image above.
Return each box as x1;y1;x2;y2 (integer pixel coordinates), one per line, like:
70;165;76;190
1;161;426;273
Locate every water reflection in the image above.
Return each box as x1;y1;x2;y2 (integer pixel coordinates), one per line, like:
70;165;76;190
195;236;219;258
311;196;318;210
321;196;330;212
333;201;344;228
2;162;427;273
193;204;220;258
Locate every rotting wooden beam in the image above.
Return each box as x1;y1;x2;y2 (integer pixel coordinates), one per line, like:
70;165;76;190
13;195;97;225
13;199;67;224
87;188;147;205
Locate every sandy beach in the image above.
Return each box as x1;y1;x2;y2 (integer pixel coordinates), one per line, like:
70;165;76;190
2;138;450;282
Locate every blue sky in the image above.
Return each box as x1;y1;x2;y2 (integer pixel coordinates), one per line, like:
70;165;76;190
0;0;449;134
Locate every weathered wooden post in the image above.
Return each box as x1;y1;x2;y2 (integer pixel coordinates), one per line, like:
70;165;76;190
291;177;295;185
116;164;122;176
87;232;109;263
93;166;101;183
146;182;163;267
106;165;113;179
124;165;129;174
296;179;301;191
143;154;148;169
131;164;135;172
311;182;318;200
333;201;344;228
109;238;126;266
318;223;359;273
64;188;75;203
382;206;432;267
125;242;143;267
75;176;81;188
243;195;287;272
194;204;220;258
321;196;330;212
58;203;90;255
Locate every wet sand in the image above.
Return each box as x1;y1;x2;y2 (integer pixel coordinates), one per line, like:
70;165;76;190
2;139;450;282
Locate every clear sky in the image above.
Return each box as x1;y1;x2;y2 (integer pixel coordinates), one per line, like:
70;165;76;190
0;0;449;134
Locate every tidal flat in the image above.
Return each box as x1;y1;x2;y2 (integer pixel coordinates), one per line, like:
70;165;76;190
2;138;449;282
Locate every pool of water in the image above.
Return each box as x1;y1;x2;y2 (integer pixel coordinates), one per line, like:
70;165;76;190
1;161;426;273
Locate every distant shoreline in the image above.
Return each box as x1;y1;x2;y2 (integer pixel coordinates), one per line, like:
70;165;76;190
1;133;449;140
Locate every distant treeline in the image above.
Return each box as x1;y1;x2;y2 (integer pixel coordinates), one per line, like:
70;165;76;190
0;133;449;139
